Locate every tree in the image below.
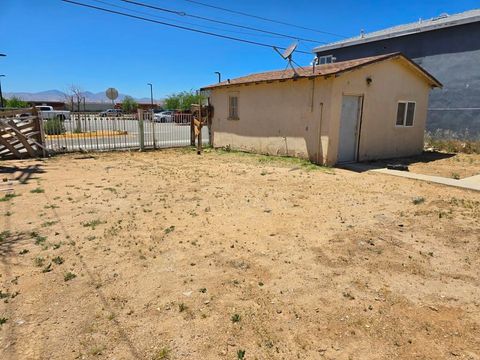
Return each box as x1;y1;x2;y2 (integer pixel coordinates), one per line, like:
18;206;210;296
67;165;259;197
6;96;29;108
122;96;138;113
67;84;84;132
163;91;205;111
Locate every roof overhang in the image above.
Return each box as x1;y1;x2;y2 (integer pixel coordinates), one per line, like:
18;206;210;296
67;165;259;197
201;53;442;91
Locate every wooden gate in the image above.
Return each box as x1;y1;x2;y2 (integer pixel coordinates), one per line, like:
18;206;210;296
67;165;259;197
0;109;46;160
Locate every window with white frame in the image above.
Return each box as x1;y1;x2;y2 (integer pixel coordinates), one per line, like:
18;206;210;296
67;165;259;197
396;101;416;127
228;95;239;119
318;55;333;65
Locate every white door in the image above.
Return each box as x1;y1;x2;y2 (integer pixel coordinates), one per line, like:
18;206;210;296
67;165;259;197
337;95;362;163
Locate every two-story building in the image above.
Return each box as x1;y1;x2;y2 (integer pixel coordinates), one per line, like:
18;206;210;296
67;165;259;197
313;9;480;138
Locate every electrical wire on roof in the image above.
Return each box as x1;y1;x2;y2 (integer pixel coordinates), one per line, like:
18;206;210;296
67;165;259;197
91;0;290;40
119;0;327;44
184;0;347;39
61;0;313;54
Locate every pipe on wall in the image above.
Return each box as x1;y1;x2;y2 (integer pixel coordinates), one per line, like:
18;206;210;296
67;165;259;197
317;102;324;164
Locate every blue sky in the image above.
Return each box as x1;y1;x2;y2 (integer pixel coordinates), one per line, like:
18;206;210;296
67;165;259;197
1;0;478;99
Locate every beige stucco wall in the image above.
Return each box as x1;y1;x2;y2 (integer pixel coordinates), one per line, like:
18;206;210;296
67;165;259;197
208;57;431;165
209;76;334;163
328;58;431;163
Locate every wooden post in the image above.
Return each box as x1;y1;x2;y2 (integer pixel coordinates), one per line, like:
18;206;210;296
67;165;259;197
137;109;145;151
197;104;202;155
35;107;47;158
207;99;212;147
190;114;195;146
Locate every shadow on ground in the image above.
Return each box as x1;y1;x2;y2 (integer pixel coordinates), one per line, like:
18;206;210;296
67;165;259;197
339;151;455;173
0;163;45;184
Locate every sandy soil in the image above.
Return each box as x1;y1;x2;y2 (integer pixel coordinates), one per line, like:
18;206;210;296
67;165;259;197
1;149;479;360
371;151;480;179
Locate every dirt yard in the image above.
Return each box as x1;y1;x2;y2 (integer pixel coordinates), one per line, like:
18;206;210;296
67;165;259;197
1;149;480;360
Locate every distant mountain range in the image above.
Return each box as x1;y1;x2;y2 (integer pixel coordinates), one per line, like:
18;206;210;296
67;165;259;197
4;90;157;103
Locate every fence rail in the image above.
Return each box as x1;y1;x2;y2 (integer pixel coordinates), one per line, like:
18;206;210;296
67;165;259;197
43;111;209;154
0;109;210;159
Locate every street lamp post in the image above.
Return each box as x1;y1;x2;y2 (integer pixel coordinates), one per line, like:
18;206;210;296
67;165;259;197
147;83;153;109
214;71;221;83
0;75;5;109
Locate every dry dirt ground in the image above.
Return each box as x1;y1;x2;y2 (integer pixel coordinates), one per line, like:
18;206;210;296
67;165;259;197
1;149;480;360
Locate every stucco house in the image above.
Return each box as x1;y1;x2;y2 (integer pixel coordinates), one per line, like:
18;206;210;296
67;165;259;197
201;53;441;166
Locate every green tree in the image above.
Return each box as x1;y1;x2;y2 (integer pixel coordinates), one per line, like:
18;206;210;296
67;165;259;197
163;91;204;111
122;96;138;113
6;96;29;108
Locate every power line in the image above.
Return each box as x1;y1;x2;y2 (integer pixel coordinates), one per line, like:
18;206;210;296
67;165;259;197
184;0;347;39
92;0;288;40
61;0;313;54
120;0;326;44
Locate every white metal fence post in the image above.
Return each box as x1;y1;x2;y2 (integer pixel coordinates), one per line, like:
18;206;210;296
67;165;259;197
138;109;145;151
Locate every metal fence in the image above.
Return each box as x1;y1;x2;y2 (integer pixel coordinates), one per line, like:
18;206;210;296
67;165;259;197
43;112;210;153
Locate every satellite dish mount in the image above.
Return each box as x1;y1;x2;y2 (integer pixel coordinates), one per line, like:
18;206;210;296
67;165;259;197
273;42;299;77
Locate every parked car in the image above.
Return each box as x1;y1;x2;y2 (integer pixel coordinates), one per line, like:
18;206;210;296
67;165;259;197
15;112;32;119
173;112;192;125
35;106;70;121
99;109;123;117
154;110;173;123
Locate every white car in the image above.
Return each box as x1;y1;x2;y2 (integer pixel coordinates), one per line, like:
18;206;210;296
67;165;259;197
154;111;173;123
99;109;123;117
35;106;70;121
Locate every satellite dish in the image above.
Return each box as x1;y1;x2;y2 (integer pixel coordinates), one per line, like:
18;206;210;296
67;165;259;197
105;88;119;101
273;42;299;77
281;42;298;60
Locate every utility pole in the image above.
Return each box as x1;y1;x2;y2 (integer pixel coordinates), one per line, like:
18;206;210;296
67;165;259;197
0;75;5;108
214;71;221;83
147;83;153;109
0;54;6;108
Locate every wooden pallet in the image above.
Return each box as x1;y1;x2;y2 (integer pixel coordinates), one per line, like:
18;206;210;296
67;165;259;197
0;114;46;160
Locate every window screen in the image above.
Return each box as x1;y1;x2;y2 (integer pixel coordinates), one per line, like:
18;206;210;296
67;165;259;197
396;102;406;126
405;102;415;126
229;96;238;119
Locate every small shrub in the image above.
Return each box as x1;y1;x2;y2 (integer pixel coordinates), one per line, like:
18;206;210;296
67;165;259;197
30;188;45;194
52;256;64;265
64;272;76;281
237;349;246;360
164;225;175;234
0;231;11;242
44;118;66;135
31;232;47;245
412;197;425;205
231;314;241;323
0;317;7;326
0;193;19;202
82;219;105;230
451;172;461;180
153;347;171;360
178;303;187;312
42;263;53;273
41;220;58;227
34;257;45;267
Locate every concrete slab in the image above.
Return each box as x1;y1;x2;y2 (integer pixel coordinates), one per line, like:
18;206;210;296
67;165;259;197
462;174;480;185
340;163;480;192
